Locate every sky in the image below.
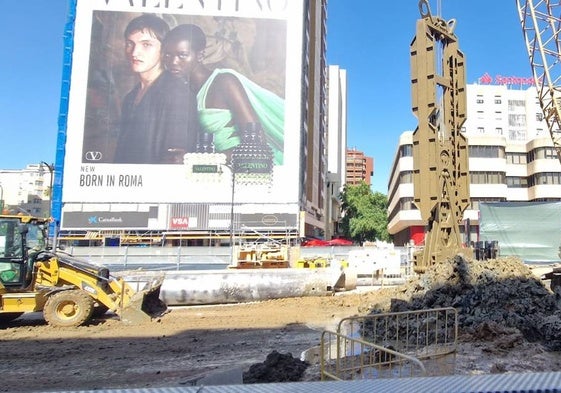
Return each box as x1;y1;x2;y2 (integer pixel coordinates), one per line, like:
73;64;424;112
0;1;533;193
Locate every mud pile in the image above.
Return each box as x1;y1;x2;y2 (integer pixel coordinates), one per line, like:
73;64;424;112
243;351;308;384
369;255;561;350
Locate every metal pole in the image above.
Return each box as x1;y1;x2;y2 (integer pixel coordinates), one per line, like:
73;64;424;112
40;162;54;219
40;162;55;249
0;183;3;213
230;168;235;266
124;245;129;269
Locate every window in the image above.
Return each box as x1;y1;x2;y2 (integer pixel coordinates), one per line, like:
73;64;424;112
469;145;504;158
476;95;484;104
536;113;544;121
400;144;412;158
531;172;561;186
506;152;527;164
506;176;528;188
495;127;503;135
494;97;502;104
509;129;527;141
469;171;506;184
508;114;527;128
400;171;413;184
477;127;485;133
387;197;417;222
528;147;559;162
470;197;505;210
400;197;417;210
508;99;525;111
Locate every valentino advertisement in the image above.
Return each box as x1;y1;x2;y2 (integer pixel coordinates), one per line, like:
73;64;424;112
59;0;304;230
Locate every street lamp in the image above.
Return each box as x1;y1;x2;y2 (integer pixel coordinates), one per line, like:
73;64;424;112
0;183;3;213
40;162;54;219
40;162;56;249
219;164;237;266
222;164;250;267
190;157;237;265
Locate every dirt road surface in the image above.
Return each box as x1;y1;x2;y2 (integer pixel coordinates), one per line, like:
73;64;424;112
3;257;561;392
1;292;375;392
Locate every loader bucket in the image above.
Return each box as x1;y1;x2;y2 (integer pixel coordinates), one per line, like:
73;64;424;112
120;276;168;324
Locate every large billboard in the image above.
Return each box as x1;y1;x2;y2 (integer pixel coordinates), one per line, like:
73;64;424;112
59;0;305;230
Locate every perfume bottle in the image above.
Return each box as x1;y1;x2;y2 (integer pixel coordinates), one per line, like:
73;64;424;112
184;132;225;183
231;122;274;186
196;132;215;153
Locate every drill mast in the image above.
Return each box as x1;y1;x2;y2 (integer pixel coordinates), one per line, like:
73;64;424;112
411;0;471;273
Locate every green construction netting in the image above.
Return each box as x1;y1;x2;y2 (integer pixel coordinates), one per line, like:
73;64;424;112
479;202;561;263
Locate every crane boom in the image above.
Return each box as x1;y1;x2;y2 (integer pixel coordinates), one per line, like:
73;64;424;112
517;0;561;162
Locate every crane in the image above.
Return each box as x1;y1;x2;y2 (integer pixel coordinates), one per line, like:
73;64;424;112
517;0;561;162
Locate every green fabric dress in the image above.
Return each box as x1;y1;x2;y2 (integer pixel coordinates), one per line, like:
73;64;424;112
196;69;285;165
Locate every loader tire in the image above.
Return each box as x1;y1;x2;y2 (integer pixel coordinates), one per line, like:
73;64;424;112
44;290;95;327
92;303;109;318
0;312;24;324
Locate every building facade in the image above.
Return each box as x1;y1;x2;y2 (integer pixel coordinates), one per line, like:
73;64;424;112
301;0;329;239
388;83;561;246
324;65;347;239
345;148;374;186
0;164;53;217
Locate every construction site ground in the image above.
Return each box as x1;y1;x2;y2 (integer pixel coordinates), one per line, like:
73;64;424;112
3;257;561;392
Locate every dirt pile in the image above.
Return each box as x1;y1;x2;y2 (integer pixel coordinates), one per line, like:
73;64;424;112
243;350;309;383
365;255;561;350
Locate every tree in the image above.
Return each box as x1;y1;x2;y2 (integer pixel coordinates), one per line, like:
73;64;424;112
339;182;390;243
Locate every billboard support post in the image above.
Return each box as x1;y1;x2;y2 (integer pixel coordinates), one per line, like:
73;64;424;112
219;163;236;267
230;165;235;267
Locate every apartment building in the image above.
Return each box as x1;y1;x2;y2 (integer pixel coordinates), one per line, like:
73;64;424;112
346;148;374;186
388;82;561;246
0;163;53;217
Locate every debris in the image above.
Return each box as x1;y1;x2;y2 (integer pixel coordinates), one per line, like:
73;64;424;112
366;255;561;350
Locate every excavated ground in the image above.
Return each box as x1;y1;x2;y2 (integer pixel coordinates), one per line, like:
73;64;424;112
3;256;561;391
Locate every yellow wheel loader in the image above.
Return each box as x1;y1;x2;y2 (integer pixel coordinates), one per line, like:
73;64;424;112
0;215;166;327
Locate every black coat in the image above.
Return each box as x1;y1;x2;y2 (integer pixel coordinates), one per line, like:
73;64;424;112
115;72;200;164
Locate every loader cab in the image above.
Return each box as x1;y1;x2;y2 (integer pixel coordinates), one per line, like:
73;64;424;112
0;216;47;288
